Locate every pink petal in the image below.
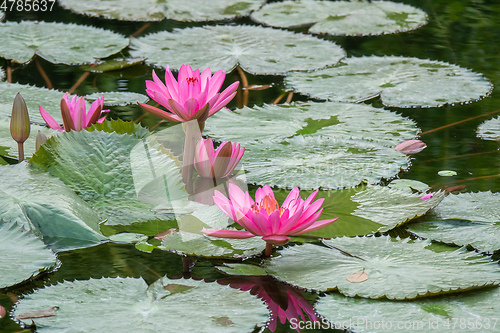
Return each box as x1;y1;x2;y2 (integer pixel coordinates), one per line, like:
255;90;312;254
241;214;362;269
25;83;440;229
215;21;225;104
262;235;290;246
167;99;189;120
201;229;255;239
183;98;200;118
138;102;182;122
39;106;63;131
207;70;225;97
291;218;338;235
209;90;238;116
282;187;300;209
420;193;434;200
164;65;179;100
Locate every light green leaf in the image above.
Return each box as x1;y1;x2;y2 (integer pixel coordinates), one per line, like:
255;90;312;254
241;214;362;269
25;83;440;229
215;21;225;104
15;277;268;332
160;230;266;258
217;263;268;276
30;124;185;226
388;179;430;193
316;287;500;333
59;0;265;22
477;116;500;141
264;236;500;299
0;163;106;251
0;220;58;289
285;56;492;108
251;0;427;36
130;25;345;74
0;21;129;64
109;232;148;244
408;192;500;253
80;58;146;72
438;170;457;177
85;92;148;106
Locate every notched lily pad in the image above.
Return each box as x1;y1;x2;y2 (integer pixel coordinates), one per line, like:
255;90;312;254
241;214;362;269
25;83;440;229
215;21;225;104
217;263;268;276
251;0;428;36
130;25;345;74
0;220;58;289
477;116;500;141
0;21;129;65
285;56;493;108
264;236;500;299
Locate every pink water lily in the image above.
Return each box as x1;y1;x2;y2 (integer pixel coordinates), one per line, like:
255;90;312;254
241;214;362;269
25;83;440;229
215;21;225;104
202;184;337;254
194;137;244;179
138;64;239;124
39;93;109;132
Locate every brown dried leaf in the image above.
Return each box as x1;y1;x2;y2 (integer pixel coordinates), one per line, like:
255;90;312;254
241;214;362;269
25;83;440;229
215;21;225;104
154;228;179;241
16;306;58;320
346;271;369;283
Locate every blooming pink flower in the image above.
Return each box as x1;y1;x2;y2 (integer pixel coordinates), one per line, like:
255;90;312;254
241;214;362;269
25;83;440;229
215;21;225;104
394;139;427;155
202;184;337;245
39;93;109;132
138;64;239;123
194;137;244;179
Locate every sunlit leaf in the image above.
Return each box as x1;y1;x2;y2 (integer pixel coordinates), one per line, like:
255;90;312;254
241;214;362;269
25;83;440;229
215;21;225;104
130;25;345;74
0;21;129;64
0;163;106;252
251;0;427;36
264;236;500;299
80;58;146;72
387;179;430;193
85;91;148;106
109;232;148;244
408;192;500;253
285;56;492;108
316;287;500;333
477;116;500;141
15;276;269;332
217;263;268;276
0;220;58;289
438;170;457;177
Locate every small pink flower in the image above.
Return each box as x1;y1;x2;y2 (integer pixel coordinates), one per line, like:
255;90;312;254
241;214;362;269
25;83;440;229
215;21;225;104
420;193;434;200
39;93;109;132
202;184;337;246
138;64;239;123
394;139;427;155
194;137;244;179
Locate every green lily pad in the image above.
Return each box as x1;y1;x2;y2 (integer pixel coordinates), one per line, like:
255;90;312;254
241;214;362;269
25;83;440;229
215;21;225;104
0;21;129;64
205;102;419;189
477;116;500;141
30;122;185;226
264;236;500;299
251;0;427;36
80;58;146;72
85;92;148;106
15;276;269;332
408;192;500;253
109;232;148;244
0;163;106;252
59;0;265;22
130;25;346;74
217;263;268;276
438;170;457;177
316;287;500;333
285;56;492;108
0;220;58;289
160;230;266;259
388;179;430;193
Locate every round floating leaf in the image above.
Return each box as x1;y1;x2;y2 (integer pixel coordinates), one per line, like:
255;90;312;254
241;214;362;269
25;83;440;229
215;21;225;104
0;21;129;65
0;220;58;289
205;102;418;189
160;230;266;259
130;25;345;74
388;179;430;193
285;56;493;108
80;58;146;72
0;163;106;252
264;236;500;299
251;0;427;36
109;232;148;244
217;263;268;276
30;123;185;226
408;192;500;253
316;287;500;333
438;170;457;177
477;116;500;141
59;0;265;21
85;92;148;106
15;276;268;332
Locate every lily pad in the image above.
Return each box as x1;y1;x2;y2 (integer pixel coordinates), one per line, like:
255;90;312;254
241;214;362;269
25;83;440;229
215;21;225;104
0;220;58;289
285;56;493;108
205;102;419;189
251;0;427;36
388;179;430;193
85;92;148;106
15;276;269;332
477;116;500;141
30;122;185;226
0;21;129;64
408;192;500;253
0;67;4;81
130;25;346;74
316;287;500;333
217;263;268;276
80;58;146;72
263;236;500;299
0;163;106;252
59;0;265;22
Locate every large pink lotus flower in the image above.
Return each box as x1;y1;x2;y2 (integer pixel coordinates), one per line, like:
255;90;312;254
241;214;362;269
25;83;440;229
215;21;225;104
138;64;239;124
39;93;109;132
202;184;337;247
194;137;244;179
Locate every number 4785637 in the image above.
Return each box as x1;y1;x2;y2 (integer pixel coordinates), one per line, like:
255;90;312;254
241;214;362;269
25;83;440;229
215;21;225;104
0;0;56;11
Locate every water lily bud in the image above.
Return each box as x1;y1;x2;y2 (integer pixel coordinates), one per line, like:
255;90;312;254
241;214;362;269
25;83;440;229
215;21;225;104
394;139;426;155
10;93;30;144
35;130;48;151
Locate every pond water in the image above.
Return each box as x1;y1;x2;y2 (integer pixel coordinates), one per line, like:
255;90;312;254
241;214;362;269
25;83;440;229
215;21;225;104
1;0;499;332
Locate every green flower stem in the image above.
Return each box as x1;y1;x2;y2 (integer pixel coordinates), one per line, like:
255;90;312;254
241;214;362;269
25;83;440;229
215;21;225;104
17;142;24;162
